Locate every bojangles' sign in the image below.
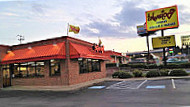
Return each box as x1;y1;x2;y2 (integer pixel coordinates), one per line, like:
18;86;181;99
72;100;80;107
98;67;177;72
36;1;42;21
145;5;179;31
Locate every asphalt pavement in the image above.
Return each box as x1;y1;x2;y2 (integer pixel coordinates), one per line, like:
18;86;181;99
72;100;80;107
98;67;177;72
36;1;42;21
1;78;190;107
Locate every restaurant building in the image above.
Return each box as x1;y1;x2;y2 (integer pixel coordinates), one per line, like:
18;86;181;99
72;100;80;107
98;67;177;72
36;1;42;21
0;36;109;88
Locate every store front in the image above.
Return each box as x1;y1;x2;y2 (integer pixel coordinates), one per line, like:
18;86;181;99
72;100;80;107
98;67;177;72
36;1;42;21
0;36;109;88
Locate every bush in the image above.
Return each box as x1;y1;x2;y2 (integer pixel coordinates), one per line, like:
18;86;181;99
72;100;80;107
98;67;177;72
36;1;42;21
112;71;133;79
132;69;143;77
128;64;146;68
118;71;133;79
169;69;188;76
146;64;158;69
146;70;160;78
160;69;170;76
112;71;120;78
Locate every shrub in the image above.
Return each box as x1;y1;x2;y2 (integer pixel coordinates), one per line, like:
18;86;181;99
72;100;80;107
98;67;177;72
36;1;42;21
112;71;120;78
160;69;170;76
169;69;188;76
146;64;158;69
166;64;181;69
132;69;143;77
119;64;128;67
146;70;160;78
112;71;133;79
118;71;133;79
129;64;146;68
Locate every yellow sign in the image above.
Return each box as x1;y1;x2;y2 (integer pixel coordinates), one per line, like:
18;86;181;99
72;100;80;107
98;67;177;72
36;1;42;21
181;35;190;46
152;35;176;49
146;5;179;31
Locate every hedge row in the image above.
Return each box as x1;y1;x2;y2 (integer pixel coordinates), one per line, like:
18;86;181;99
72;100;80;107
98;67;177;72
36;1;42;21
112;69;188;79
146;69;188;78
106;63;190;69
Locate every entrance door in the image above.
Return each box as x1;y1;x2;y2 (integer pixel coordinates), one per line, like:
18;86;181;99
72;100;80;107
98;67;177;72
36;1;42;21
2;65;11;87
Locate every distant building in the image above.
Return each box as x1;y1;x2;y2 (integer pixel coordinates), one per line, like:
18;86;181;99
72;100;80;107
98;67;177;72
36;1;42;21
104;50;128;64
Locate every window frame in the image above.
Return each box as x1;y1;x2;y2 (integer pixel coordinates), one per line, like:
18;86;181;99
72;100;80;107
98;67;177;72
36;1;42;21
79;58;101;74
49;59;61;76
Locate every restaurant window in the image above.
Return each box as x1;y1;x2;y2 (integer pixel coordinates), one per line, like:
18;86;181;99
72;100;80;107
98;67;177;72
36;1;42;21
50;59;61;76
13;61;44;78
92;59;101;72
36;61;44;76
28;62;36;77
79;58;101;74
19;63;28;77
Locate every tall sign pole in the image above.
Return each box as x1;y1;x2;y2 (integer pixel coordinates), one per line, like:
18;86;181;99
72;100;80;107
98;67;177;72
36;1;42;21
161;30;167;66
146;35;150;64
137;24;155;64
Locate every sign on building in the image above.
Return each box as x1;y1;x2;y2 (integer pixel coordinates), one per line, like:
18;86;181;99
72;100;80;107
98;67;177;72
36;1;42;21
145;5;179;31
181;35;190;46
152;35;176;49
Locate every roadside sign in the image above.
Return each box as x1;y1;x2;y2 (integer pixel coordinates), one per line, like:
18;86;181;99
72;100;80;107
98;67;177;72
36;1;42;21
145;5;179;31
152;35;176;49
181;35;190;46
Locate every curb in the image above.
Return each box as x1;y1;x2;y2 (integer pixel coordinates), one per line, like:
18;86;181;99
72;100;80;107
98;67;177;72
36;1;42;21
1;76;190;91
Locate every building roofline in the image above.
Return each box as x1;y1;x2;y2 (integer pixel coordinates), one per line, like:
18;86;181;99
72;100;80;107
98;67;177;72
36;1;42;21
0;44;10;47
10;36;94;48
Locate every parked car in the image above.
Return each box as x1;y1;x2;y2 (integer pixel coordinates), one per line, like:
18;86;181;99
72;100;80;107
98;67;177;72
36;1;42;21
166;58;188;63
128;58;146;64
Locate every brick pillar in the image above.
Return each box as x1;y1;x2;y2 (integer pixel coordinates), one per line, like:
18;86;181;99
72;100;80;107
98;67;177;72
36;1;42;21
44;60;50;78
60;59;67;85
101;61;106;78
65;38;70;85
0;66;3;88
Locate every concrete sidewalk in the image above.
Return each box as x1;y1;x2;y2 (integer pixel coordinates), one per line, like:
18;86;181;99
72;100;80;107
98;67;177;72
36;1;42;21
2;76;190;91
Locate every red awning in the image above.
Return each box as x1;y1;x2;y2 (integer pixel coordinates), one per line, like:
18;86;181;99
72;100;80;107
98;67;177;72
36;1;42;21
1;42;65;64
69;42;110;60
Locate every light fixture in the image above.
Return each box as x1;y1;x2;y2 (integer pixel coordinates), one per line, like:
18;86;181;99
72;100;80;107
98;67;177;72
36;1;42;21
78;58;83;61
53;42;57;46
28;46;32;49
7;50;12;53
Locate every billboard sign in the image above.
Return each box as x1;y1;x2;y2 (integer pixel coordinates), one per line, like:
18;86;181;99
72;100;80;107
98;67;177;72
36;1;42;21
137;25;147;35
181;35;190;46
152;35;176;49
145;5;179;31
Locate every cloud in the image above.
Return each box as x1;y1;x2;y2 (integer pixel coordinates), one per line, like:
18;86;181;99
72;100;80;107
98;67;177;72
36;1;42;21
114;0;146;26
81;0;147;38
81;20;137;38
1;12;19;16
178;5;190;24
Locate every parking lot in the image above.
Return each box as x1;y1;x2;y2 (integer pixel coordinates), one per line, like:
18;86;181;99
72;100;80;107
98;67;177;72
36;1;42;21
1;78;190;107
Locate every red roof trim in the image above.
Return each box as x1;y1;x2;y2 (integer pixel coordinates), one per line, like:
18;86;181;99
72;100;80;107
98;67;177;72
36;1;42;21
1;55;65;64
1;42;66;64
69;42;110;60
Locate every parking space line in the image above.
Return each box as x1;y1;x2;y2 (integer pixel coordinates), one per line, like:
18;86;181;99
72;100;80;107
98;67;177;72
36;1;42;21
106;80;148;90
136;80;147;89
172;79;176;89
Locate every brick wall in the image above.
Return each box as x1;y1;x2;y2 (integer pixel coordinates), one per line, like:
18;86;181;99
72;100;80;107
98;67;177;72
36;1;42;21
68;60;106;85
0;46;9;88
12;60;68;86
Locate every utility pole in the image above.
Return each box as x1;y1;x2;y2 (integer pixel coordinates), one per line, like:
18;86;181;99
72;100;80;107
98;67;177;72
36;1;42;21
16;35;24;44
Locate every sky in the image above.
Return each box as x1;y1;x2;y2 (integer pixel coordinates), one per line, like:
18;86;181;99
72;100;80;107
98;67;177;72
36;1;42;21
0;0;190;53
